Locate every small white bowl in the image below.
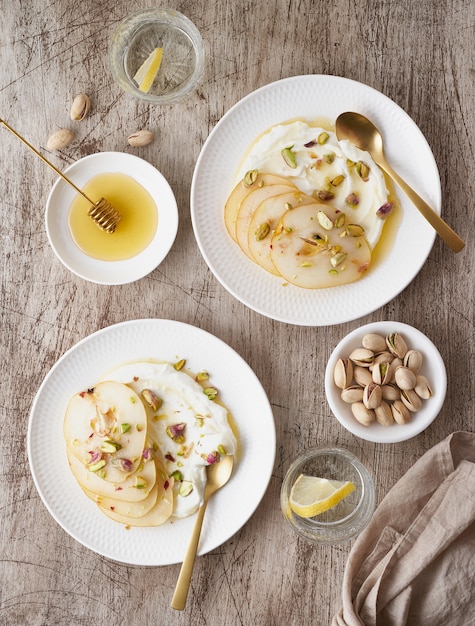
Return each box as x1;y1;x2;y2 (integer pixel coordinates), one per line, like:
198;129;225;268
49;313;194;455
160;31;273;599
325;321;447;443
45;152;178;284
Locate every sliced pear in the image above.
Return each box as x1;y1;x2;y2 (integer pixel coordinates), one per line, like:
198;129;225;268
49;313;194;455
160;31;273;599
224;172;294;241
67;448;156;502
270;203;371;288
64;381;147;483
94;460;174;527
236;184;297;258
84;482;160;518
248;190;314;274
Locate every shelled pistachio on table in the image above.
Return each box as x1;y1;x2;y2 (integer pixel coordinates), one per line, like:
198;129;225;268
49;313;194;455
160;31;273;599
333;332;433;426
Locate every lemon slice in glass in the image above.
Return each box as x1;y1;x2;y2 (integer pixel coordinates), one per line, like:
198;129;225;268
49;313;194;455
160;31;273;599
289;474;355;518
133;47;163;93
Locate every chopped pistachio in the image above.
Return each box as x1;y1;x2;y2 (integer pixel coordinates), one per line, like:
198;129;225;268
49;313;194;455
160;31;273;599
134;476;147;489
356;161;370;180
120;423;131;434
330;174;345;187
317;210;334;230
179;481;194;497
195;371;209;382
318;131;329;145
174;359;186;371
243;169;258;186
255;222;271;241
281;146;298;168
217;445;227;456
345;192;359;207
314;189;335;201
141;388;162;411
100;439;122;453
88;459;106;472
204;387;218;400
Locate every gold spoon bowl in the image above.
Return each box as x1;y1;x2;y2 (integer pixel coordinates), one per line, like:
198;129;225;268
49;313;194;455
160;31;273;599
335;112;464;253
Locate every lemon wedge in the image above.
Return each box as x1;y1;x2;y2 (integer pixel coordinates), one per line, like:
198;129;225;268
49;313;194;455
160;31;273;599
289;474;356;518
133;47;163;93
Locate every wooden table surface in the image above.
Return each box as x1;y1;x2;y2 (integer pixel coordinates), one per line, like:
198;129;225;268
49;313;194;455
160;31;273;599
1;0;474;624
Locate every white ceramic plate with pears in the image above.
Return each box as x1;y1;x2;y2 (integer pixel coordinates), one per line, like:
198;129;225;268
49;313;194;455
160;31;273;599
27;319;276;565
191;75;441;325
45;152;178;284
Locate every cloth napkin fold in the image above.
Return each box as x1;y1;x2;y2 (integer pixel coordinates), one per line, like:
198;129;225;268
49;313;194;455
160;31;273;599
332;431;475;626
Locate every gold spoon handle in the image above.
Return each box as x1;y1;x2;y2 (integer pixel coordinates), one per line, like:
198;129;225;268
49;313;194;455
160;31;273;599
378;155;465;253
0;118;95;207
171;499;209;610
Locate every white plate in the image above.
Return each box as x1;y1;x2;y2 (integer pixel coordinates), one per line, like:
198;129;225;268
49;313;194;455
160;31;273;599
191;75;441;325
27;319;275;565
45;152;178;285
324;321;447;443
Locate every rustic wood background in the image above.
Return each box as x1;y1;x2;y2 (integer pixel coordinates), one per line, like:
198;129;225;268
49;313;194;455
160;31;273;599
1;0;474;624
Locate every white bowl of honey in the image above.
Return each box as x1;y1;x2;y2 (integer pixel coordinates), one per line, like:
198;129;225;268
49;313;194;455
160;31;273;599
45;152;178;284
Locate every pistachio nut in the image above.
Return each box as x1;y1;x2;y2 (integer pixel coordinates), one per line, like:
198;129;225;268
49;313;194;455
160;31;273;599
386;333;408;359
415;375;433;399
243;169;258;186
341;385;364;404
375;401;394;426
372;361;392;385
381;384;400;402
47;128;74;150
362;333;387;353
333;358;354;390
255;222;270;241
404;349;423;374
349;348;374;367
128;129;154;147
353;365;373;387
394;366;417;391
70;93;91;121
389;358;403;383
400;389;422;412
363;383;382;410
317;210;334;230
351;402;375;426
391;399;411;424
370;351;394;369
141;388;162;411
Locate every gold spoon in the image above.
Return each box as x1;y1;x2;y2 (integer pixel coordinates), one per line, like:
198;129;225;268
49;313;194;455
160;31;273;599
171;455;234;611
335;112;465;253
0;119;121;233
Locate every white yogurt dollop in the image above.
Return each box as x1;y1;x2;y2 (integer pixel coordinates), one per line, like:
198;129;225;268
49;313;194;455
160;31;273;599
103;361;237;518
237;121;390;249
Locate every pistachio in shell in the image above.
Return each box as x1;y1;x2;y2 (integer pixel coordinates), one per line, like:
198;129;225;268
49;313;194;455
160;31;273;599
47;128;74;150
70;93;91;121
391;399;411;424
375;401;394;426
386;333;408;359
349;347;374;367
127;129;154;147
333;358;353;389
341;385;364;404
362;333;387;353
394;366;417;391
415;375;433;400
351;402;375;426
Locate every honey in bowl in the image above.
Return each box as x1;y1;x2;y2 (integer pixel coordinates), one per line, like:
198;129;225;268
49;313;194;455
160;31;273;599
68;172;158;261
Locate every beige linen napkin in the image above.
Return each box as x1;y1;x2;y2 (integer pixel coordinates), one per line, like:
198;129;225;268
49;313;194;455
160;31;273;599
332;431;475;626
